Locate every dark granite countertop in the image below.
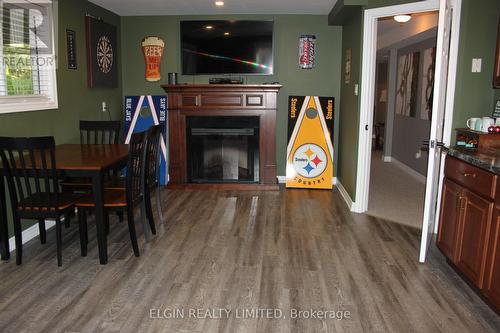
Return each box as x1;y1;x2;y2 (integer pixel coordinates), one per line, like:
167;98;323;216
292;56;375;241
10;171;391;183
448;146;500;175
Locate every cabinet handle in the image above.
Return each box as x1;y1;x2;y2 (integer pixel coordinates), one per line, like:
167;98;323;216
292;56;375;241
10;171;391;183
456;170;476;178
459;196;466;211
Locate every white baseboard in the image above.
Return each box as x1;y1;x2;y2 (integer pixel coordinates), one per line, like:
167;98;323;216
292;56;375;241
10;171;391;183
382;155;392;162
336;180;353;210
389;157;426;184
8;219;57;252
277;176;338;185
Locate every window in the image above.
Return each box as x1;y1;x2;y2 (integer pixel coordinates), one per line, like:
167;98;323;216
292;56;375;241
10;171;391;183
0;0;57;114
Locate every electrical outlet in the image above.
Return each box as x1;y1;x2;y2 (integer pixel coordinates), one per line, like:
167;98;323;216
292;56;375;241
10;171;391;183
101;101;108;112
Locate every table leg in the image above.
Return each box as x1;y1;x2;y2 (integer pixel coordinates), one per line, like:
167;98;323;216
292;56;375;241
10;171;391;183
92;172;107;264
0;173;10;260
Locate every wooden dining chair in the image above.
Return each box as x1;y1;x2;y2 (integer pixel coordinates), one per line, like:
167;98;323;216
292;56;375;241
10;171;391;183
61;120;123;223
144;125;165;228
0;136;77;266
79;120;122;145
103;125;164;234
76;130;149;258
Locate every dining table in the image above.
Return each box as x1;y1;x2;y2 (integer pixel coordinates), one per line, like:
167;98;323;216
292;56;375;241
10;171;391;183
0;144;129;265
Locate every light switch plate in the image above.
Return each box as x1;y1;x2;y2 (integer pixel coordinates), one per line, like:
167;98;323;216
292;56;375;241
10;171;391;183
354;84;359;96
472;58;482;73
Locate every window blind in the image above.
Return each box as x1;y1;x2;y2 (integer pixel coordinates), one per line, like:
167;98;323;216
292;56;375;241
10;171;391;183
0;0;56;107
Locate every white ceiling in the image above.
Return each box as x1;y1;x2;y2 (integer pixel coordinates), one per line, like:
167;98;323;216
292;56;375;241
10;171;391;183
377;12;438;50
89;0;338;16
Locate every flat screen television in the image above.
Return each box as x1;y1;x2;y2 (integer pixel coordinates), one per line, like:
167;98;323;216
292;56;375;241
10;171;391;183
181;20;274;75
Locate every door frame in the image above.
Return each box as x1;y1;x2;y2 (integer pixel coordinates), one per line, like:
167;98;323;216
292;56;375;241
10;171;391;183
353;0;461;214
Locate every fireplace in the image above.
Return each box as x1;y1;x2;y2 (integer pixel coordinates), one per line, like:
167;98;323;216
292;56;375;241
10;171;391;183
186;116;259;183
161;84;281;189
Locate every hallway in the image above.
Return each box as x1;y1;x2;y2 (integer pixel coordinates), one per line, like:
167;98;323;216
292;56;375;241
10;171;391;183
367;151;426;229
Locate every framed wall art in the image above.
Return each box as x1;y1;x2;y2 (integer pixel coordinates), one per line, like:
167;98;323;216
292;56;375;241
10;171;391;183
66;29;77;70
396;51;420;117
345;48;352;84
85;16;118;88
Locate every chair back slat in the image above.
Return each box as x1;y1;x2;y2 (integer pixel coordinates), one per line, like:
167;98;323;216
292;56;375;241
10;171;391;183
0;136;58;211
17;149;32;204
79;121;121;145
29;149;42;195
126;131;147;206
6;149;24;204
145;125;163;191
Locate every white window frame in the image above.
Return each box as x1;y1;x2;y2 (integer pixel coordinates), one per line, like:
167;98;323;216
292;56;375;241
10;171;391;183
0;0;58;114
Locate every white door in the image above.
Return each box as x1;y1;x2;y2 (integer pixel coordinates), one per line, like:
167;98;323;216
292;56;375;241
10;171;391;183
419;0;456;262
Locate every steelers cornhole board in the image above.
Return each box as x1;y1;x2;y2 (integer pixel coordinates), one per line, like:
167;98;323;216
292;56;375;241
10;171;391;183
286;96;334;189
124;96;168;185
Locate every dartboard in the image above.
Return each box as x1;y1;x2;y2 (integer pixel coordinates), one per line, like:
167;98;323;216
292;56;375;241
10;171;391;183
96;36;113;74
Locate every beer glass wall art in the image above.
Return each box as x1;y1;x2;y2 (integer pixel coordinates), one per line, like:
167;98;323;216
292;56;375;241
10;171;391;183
85;16;118;88
142;36;165;82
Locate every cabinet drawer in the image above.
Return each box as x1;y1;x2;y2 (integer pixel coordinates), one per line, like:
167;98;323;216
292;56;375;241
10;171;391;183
445;156;497;199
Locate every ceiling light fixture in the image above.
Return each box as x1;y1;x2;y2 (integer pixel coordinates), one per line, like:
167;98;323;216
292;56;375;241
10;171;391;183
393;14;412;23
215;1;224;6
205;25;213;30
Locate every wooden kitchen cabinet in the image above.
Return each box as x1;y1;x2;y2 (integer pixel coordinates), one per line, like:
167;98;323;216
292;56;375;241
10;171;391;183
437;155;498;313
483;207;500;310
437;178;463;260
455;189;493;287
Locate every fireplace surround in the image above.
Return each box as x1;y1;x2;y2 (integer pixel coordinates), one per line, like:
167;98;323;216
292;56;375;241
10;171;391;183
161;84;282;189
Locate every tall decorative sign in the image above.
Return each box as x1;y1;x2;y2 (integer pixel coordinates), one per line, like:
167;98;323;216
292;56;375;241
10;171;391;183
299;35;316;69
286;96;335;189
142;36;165;82
124;96;168;185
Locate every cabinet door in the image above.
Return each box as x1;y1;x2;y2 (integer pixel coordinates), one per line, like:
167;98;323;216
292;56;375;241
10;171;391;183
455;190;493;288
437;179;463;260
483;207;500;311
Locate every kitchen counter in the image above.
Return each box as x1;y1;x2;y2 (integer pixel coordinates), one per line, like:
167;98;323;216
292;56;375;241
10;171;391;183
448;146;500;175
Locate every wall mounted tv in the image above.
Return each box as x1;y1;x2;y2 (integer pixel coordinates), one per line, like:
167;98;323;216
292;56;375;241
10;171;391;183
181;20;274;75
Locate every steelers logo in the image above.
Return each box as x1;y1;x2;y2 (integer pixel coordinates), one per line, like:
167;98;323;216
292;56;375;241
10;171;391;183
292;143;327;178
97;36;113;74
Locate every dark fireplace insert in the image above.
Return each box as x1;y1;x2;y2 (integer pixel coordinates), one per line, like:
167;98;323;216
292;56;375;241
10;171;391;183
186;116;260;183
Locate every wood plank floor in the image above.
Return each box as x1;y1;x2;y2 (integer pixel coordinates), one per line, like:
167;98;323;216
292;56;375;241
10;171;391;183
0;189;498;333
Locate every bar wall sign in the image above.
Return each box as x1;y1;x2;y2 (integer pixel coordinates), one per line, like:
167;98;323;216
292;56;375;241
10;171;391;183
124;95;168;185
66;29;77;69
286;96;334;189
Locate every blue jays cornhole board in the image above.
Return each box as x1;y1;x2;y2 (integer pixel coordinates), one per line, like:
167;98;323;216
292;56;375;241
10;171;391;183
124;95;168;185
286;96;335;189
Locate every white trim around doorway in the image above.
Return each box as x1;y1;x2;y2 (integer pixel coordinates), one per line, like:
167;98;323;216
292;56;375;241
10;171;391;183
353;0;461;214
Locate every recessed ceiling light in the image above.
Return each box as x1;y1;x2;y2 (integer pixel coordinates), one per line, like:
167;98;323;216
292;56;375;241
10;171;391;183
215;1;224;6
205;25;213;30
394;14;412;23
224;32;230;36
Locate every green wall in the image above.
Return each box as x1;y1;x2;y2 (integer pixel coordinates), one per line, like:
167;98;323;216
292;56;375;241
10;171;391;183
339;11;362;198
451;0;500;130
0;0;122;236
120;15;342;176
337;0;500;199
